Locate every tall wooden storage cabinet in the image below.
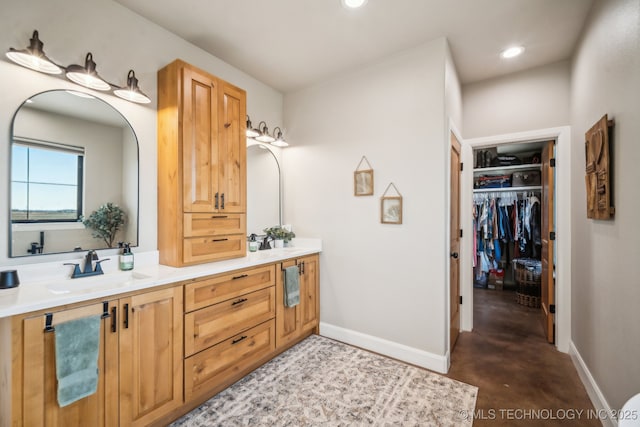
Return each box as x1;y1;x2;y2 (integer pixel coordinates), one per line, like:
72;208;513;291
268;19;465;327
158;59;247;267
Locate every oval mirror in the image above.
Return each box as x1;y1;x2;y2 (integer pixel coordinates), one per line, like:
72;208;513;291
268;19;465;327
9;90;138;257
246;142;281;235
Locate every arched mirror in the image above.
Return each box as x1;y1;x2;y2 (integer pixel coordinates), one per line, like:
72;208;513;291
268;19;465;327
246;142;281;235
9;90;139;257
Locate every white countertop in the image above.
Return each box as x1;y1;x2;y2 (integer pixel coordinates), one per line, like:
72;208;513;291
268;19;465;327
0;239;321;318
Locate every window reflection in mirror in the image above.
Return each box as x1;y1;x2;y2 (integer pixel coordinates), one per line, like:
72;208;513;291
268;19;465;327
9;90;139;257
12;139;84;222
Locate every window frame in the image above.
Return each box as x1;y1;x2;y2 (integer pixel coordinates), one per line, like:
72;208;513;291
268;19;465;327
10;137;85;224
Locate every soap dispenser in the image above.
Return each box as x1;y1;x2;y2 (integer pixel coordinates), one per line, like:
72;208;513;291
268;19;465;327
119;242;134;271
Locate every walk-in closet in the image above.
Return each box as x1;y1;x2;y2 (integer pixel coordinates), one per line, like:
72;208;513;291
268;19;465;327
472;140;556;343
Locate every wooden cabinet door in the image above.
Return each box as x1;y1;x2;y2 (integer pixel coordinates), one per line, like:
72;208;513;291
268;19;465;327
217;81;246;214
276;259;301;348
300;255;320;333
182;66;219;213
21;301;118;427
119;287;183;427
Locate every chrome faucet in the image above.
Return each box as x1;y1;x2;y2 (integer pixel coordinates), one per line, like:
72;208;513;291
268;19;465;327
64;250;110;279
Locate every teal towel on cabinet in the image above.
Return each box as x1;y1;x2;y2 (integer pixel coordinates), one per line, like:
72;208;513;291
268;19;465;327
54;315;101;407
284;265;300;307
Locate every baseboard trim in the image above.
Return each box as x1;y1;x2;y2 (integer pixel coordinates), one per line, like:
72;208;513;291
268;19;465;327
569;341;616;427
319;322;448;374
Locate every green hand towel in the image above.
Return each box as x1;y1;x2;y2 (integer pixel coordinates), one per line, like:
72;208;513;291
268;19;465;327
284;265;300;307
55;315;101;407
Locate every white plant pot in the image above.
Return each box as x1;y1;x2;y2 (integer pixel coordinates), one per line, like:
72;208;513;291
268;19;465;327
274;239;284;248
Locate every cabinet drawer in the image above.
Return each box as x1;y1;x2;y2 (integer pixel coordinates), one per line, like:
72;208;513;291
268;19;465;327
185;264;276;312
184;213;245;237
183;235;246;265
184;319;275;401
185;287;275;356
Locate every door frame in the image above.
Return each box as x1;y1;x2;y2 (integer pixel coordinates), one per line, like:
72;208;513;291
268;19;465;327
458;126;572;353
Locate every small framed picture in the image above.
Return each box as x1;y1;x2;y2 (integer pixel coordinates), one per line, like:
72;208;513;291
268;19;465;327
354;169;374;196
381;196;402;224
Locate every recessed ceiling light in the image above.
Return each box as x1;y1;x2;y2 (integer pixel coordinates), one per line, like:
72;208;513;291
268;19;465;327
501;46;525;59
341;0;368;9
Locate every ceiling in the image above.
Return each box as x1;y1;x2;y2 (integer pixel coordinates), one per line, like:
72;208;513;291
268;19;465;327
115;0;594;93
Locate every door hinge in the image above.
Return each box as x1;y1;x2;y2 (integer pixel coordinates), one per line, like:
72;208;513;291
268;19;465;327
550;158;556;168
550;304;556;314
459;229;463;238
550;231;556;241
460;162;464;171
459;296;463;305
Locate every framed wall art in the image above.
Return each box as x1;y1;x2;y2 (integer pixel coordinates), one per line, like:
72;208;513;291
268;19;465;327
380;183;403;224
354;156;374;196
585;114;615;219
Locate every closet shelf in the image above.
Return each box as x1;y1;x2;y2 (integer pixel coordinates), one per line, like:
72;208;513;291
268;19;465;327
473;163;541;174
473;186;542;193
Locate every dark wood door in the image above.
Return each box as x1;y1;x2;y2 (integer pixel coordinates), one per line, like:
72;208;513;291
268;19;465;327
449;133;462;351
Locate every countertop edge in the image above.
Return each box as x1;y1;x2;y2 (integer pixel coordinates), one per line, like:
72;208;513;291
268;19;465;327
0;246;321;318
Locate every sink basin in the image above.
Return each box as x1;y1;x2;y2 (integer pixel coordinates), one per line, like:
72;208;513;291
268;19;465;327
47;271;152;294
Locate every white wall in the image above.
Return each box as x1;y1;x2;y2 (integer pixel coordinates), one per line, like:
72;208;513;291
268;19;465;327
463;60;571;138
0;0;283;265
570;0;640;412
284;38;454;371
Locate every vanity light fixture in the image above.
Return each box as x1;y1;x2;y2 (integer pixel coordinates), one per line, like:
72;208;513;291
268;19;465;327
7;29;152;105
6;30;62;74
246;115;260;138
65;53;111;91
255;121;276;143
113;70;151;104
500;46;525;59
271;127;289;147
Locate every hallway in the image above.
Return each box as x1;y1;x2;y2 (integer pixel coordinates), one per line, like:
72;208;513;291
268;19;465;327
447;288;601;426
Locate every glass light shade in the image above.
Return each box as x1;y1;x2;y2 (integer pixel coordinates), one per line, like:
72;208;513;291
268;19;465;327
246;116;260;137
113;70;151;104
6;31;61;74
271;127;288;147
65;53;111;91
255;122;275;143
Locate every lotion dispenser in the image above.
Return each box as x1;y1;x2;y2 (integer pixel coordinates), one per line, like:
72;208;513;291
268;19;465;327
119;242;134;271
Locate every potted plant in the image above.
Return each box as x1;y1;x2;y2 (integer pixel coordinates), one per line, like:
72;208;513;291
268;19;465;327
82;203;126;248
264;226;295;248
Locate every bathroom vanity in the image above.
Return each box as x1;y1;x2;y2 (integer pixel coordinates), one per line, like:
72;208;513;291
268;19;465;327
0;245;320;427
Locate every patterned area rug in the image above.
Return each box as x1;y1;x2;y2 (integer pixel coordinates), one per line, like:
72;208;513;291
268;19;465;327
172;334;477;426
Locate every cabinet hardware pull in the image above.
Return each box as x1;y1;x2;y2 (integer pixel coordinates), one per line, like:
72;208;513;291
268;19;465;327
44;313;55;333
232;335;247;345
231;298;248;306
224;122;231;128
211;215;228;219
215;192;219;209
123;303;129;329
232;274;248;280
111;307;117;333
221;193;225;209
301;261;305;275
101;301;110;318
213;238;228;242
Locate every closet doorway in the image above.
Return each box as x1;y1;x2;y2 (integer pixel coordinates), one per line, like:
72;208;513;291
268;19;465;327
472;140;554;343
458;127;572;354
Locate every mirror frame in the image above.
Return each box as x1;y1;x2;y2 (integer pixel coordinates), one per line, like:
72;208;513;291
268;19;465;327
247;141;282;232
8;89;140;257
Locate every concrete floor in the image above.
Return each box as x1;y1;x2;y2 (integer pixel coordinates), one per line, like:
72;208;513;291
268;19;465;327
447;288;601;426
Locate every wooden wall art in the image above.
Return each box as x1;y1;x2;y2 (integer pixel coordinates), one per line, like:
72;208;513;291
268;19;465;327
354;156;374;196
585;114;615;219
380;183;403;224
